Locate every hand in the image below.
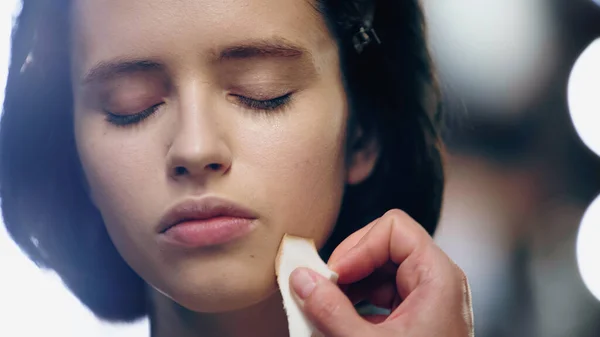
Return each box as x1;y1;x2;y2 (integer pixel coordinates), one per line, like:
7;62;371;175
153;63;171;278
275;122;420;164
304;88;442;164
289;209;474;337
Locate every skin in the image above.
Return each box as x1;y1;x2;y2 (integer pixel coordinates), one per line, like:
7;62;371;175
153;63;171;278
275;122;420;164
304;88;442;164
70;0;473;336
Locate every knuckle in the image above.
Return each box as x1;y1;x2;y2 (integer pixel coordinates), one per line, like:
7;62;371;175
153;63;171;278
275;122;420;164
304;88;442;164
383;209;429;239
412;246;436;280
422;244;462;286
384;209;411;222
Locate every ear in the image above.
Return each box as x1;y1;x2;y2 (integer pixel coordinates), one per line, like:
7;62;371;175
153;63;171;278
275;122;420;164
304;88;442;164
346;127;380;185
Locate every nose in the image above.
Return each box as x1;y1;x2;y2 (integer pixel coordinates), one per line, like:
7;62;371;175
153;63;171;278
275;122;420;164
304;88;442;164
166;97;232;180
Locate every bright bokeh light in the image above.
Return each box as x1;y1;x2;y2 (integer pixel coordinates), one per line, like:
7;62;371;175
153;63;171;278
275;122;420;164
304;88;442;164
0;1;147;336
423;0;555;114
576;195;600;301
571;38;600;302
567;38;600;157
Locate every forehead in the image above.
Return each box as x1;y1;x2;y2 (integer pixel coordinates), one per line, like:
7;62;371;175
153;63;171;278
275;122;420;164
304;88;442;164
71;0;334;75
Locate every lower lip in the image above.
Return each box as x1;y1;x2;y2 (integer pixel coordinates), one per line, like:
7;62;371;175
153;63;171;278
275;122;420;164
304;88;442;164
160;217;256;248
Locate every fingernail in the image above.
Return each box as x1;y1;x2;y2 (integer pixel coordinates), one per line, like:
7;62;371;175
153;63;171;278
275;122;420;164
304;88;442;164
290;268;318;300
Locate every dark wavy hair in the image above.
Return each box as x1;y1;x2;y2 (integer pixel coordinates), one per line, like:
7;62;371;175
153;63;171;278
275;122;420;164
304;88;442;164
0;0;444;322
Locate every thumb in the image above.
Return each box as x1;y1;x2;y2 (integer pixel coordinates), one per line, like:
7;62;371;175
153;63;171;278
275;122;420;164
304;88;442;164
290;268;372;337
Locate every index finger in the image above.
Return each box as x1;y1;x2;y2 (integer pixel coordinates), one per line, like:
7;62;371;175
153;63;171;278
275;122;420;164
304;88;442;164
327;217;380;266
329;209;433;285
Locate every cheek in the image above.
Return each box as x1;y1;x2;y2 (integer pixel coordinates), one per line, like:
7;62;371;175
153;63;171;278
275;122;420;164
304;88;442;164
236;92;349;246
73;112;165;244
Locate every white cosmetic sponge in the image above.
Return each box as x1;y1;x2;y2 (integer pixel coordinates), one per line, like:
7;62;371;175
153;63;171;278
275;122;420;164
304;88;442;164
275;234;339;337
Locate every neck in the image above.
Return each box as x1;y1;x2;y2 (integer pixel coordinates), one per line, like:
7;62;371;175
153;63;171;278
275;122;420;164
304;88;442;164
147;287;289;337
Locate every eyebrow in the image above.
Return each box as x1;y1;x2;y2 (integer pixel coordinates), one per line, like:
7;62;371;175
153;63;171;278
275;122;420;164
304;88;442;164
80;39;311;85
217;39;310;61
81;60;163;85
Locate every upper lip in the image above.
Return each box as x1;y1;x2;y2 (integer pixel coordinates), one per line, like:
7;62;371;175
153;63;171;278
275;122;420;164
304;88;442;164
158;196;258;234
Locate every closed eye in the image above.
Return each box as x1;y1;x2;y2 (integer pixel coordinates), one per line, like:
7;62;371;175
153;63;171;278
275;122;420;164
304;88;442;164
104;92;292;127
105;103;164;126
232;93;293;112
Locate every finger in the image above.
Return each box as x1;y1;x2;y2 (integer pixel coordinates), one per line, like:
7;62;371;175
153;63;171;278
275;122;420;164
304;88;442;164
330;209;433;285
363;315;388;324
290;267;375;337
393;242;453;303
383;245;474;336
327;217;380;266
384;261;474;336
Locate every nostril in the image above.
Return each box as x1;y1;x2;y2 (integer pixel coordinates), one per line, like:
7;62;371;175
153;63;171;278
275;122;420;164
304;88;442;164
174;166;188;176
207;163;222;171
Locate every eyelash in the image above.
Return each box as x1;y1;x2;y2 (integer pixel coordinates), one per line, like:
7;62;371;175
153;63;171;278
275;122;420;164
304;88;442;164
105;103;163;126
105;93;293;126
233;93;293;114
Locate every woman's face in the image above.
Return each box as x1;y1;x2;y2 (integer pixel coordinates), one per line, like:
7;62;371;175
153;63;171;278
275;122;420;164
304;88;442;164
71;0;374;312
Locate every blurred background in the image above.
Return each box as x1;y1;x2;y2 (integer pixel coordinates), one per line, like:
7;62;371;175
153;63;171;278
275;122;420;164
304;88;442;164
1;0;599;336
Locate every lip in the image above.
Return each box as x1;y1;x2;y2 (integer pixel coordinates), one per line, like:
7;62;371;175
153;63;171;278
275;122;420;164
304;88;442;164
158;197;258;248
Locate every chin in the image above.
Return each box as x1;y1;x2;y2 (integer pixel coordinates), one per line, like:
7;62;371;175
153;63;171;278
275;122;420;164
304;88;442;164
153;266;281;313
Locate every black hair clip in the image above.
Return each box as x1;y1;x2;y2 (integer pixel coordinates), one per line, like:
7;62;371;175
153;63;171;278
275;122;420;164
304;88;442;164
353;26;381;54
351;1;381;54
